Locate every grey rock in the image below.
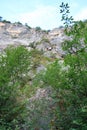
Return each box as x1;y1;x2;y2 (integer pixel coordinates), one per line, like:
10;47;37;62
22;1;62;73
0;22;69;57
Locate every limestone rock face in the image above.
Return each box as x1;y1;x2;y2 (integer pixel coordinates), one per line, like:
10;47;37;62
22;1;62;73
0;22;68;57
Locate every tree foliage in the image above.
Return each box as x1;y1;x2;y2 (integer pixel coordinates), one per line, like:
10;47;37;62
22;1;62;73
41;2;87;130
0;45;30;129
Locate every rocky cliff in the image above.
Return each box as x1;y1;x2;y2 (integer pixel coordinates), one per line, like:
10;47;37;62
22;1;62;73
0;22;68;58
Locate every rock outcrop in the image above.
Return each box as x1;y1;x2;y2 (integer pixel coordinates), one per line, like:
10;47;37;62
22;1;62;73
0;22;68;58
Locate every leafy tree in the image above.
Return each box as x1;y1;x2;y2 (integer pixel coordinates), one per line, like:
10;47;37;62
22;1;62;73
2;20;11;23
0;45;30;129
58;3;87;129
35;26;41;31
40;2;87;130
60;2;73;27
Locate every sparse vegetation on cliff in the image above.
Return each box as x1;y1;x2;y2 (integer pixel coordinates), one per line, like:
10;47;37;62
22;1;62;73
0;2;87;130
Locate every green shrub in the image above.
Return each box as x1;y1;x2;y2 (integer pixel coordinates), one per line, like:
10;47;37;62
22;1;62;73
35;26;41;31
2;20;11;23
39;2;87;130
25;23;31;29
41;37;50;43
0;45;30;129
